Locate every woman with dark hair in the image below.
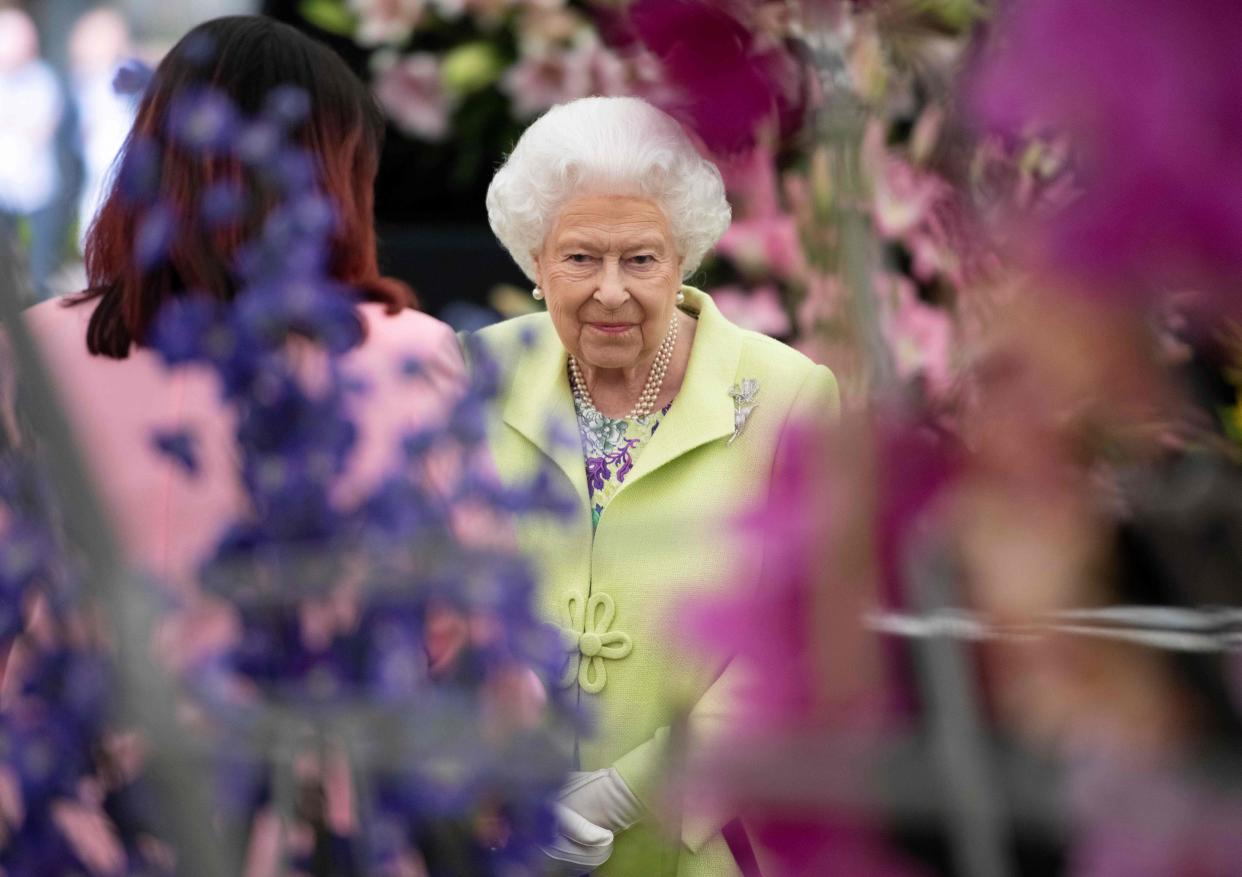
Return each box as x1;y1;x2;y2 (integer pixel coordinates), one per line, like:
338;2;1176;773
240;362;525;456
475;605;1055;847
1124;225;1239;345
20;15;466;589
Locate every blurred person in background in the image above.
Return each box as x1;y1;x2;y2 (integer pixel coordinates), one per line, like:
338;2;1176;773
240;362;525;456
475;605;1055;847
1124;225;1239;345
474;95;840;876
0;6;64;299
19;13;462;612
7;16;556;871
67;5;137;251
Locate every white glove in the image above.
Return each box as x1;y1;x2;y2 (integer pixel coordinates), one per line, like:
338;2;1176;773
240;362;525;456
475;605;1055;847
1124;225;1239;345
539;801;614;876
557;768;645;834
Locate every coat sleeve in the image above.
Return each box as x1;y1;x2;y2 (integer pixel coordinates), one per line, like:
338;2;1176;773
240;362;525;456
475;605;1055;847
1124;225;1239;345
611;656;752;853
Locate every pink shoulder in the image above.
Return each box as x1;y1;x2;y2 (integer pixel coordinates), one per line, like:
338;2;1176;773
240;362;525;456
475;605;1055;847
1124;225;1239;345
357;303;455;351
19;297;96;365
22;295;94;335
355;304;465;379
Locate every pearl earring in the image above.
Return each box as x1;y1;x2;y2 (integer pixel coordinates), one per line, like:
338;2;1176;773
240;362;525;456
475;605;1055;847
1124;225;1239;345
532;287;544;301
675;289;686;305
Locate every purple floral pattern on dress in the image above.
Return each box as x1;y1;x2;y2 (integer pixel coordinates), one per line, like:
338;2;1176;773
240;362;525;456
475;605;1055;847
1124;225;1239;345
572;392;674;530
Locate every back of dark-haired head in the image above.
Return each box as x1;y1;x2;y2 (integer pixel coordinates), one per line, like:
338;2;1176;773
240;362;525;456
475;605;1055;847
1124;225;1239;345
79;15;410;358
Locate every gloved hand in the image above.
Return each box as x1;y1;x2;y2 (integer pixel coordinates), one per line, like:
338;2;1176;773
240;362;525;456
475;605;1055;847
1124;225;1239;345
557;768;645;834
539;801;614;876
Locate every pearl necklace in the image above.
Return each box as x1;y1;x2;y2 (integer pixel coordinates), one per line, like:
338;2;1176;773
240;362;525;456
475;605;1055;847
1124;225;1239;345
569;315;679;420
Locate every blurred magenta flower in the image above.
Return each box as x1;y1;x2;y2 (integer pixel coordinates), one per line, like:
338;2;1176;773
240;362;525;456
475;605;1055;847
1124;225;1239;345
969;0;1242;306
680;411;949;875
623;0;805;153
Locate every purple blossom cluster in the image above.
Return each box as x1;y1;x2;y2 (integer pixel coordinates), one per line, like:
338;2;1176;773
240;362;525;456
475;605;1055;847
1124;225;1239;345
0;458;173;875
1;51;579;877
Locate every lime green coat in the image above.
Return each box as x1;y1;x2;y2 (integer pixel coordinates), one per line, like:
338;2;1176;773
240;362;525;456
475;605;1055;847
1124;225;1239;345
471;288;839;876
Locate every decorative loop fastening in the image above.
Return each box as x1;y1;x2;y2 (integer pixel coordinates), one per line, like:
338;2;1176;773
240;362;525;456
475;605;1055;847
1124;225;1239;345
559;591;633;694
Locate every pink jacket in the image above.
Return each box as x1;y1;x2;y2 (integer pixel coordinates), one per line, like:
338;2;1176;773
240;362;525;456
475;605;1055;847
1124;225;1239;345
13;298;525;874
20;297;469;591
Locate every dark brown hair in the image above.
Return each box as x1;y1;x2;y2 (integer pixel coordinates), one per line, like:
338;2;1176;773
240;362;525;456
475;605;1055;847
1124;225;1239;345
76;15;411;358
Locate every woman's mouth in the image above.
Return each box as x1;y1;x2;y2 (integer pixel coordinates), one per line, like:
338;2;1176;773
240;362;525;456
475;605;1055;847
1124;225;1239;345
588;322;635;335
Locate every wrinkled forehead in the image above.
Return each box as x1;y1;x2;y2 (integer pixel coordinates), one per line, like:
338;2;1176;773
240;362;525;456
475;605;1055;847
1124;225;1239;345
547;193;673;250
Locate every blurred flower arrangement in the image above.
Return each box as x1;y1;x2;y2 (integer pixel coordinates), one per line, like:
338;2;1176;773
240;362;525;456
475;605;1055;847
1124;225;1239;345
582;0;1242;874
295;0;664;191
0;61;580;876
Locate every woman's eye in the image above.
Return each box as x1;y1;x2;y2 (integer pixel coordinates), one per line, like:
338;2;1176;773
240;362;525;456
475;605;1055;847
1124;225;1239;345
568;253;592;264
630;255;654;266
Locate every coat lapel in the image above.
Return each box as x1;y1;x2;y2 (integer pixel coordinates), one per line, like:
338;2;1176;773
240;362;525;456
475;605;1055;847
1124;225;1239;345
493;287;743;505
497;318;590;510
622;288;741;491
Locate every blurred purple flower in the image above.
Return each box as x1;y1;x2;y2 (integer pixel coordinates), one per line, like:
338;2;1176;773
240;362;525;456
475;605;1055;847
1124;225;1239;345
234;119;283;166
969;0;1242;306
624;0;805;153
148;295;233;366
181;30;216;65
234;279;364;354
152;427;200;476
263;147;318;195
261;84;311;128
200;181;246;228
167;87;239;153
134;202;177;269
112;58;152;96
116;136;160;204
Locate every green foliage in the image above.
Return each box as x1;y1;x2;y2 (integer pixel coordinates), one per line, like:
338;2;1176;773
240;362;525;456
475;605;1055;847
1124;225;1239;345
298;0;356;37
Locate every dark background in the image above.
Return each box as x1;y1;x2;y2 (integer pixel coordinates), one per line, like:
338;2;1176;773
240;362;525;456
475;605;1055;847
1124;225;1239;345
262;0;529;318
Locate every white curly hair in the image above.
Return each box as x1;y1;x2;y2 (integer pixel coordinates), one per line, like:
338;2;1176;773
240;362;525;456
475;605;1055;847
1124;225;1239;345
486;96;732;283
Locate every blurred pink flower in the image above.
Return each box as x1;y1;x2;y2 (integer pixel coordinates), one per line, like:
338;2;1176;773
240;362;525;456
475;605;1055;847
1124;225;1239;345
717;214;807;281
624;0;806;153
500;42;629;118
349;0;425;47
372;52;455;141
874;157;949;241
874;155;993;290
715;146;809;281
710;285;792;337
969;0;1242;307
878;274;954;396
796;272;847;337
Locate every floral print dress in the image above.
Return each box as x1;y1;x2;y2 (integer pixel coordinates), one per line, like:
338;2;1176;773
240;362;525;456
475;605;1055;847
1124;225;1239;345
572;393;674;531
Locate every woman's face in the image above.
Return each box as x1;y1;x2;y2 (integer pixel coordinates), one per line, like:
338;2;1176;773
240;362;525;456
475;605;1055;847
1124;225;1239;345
533;194;682;372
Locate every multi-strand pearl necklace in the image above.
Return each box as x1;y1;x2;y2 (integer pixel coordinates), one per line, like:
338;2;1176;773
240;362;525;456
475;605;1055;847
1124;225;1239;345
569;315;679;420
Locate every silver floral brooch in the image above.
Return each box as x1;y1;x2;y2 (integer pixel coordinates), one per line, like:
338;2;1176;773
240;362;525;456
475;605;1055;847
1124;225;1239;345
728;379;760;445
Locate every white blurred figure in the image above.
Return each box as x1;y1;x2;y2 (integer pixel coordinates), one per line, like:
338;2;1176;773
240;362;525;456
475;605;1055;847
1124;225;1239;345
0;8;64;294
69;7;137;249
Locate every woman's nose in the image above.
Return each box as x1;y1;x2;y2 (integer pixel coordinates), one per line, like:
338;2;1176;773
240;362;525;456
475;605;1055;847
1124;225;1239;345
594;260;628;309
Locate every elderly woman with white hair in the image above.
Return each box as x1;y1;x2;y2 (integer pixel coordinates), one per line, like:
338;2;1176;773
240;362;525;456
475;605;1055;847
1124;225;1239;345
472;96;839;876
